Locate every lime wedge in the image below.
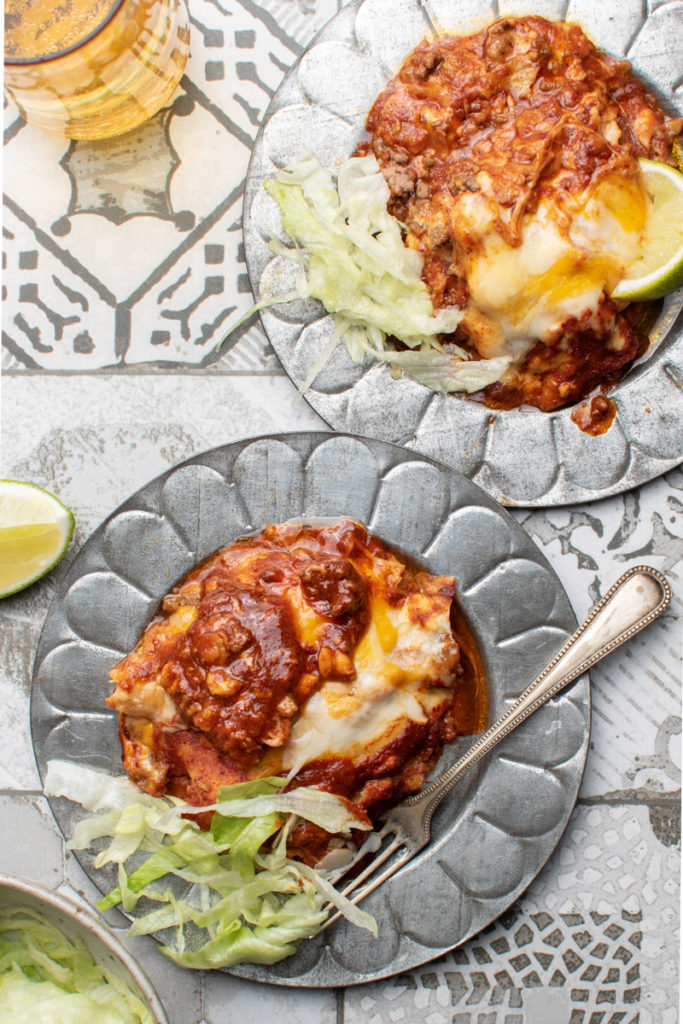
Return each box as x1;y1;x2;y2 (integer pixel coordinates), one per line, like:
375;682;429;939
612;159;683;302
0;480;74;598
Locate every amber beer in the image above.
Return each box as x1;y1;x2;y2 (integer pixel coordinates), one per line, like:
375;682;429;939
4;0;190;139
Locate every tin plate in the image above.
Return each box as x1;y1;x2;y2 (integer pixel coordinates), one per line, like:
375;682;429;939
243;0;683;508
31;432;589;985
32;433;589;985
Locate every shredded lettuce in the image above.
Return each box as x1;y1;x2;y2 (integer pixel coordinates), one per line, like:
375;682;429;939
45;760;377;970
380;346;512;394
261;152;510;392
0;905;154;1023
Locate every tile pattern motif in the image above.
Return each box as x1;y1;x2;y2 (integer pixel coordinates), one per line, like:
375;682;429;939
3;0;340;370
1;0;681;1018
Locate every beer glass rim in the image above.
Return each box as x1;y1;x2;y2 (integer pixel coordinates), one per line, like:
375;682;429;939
4;0;126;66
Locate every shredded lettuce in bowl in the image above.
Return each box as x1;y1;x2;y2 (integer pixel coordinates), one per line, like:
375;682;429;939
259;151;511;393
45;760;376;971
0;905;154;1023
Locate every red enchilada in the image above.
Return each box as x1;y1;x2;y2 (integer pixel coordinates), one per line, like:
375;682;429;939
358;16;682;411
107;520;486;864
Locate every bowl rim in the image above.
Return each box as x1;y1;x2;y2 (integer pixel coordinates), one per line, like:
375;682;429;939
0;871;169;1024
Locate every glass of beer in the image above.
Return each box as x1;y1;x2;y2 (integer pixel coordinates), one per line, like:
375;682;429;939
4;0;190;139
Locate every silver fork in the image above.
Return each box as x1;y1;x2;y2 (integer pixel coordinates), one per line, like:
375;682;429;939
324;565;671;927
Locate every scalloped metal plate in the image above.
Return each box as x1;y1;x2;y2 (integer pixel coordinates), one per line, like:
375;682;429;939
243;0;683;508
31;432;589;985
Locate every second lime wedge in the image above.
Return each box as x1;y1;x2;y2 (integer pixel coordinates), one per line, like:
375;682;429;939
612;159;683;302
0;480;75;597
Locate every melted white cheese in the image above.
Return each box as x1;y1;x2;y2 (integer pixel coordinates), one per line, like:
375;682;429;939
456;173;649;361
111;583;459;782
282;599;456;775
112;678;180;724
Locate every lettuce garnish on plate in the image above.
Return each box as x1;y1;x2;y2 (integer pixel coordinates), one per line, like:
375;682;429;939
45;760;376;970
262;152;511;393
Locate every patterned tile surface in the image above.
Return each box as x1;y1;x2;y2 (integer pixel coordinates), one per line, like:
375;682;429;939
1;374;680;1019
341;801;678;1023
1;0;680;1019
3;0;343;370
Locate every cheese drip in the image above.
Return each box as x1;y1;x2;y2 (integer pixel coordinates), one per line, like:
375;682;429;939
458;172;649;361
283;596;456;775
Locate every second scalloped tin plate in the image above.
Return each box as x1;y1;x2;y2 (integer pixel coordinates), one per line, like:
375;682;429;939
31;432;589;986
243;0;683;508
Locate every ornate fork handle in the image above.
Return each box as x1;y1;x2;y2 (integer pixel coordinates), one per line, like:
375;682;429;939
401;564;672;844
327;566;671;919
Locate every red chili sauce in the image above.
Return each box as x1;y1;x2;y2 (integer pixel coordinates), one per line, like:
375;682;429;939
358;16;682;419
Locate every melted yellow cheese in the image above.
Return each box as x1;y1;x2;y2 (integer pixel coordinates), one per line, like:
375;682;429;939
287;584;328;648
457;172;649;361
111;552;459;788
171;605;199;630
282;598;455;775
370;594;399;653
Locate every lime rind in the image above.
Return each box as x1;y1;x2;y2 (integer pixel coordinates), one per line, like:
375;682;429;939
612;249;683;301
0;480;75;598
612;159;683;302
